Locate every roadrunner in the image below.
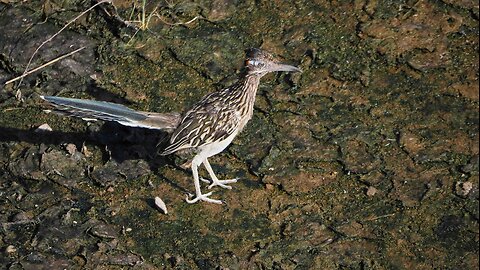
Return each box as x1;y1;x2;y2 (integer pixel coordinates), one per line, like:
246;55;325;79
41;48;301;204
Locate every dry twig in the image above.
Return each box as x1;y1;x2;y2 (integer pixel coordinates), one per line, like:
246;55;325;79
4;46;86;85
6;0;112;88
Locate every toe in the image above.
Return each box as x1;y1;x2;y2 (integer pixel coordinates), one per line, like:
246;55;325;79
206;197;223;204
224;178;238;184
208;183;232;189
207;179;238;189
186;195;199;204
199;177;211;184
185;192;222;204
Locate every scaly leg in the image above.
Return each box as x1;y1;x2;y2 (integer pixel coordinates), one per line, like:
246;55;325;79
186;157;222;204
202;158;237;190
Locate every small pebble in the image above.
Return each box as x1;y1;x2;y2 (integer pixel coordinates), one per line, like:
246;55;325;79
366;186;377;197
35;123;52;132
265;183;274;190
155;196;168;214
12;211;33;222
90;223;118;239
6;245;16;253
455;181;473;197
81;144;92;157
65;143;77;155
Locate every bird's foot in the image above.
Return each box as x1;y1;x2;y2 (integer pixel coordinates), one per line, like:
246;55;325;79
203;178;238;189
186;191;223;204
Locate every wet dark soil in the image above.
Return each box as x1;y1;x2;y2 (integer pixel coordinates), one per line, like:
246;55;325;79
0;0;478;269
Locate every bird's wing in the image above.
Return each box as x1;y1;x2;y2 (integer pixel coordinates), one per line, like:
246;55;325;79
161;103;239;155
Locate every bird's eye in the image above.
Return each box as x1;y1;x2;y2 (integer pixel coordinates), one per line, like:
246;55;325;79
248;60;261;66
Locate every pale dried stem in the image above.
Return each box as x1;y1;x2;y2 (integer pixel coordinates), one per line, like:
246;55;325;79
154;14;201;26
4;46;86;85
8;0;112;88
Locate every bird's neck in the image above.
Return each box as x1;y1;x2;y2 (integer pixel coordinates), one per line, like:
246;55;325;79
241;73;261;94
224;74;260;124
223;72;262;104
232;74;261;107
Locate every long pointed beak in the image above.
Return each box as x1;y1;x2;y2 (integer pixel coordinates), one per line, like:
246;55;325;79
271;63;302;73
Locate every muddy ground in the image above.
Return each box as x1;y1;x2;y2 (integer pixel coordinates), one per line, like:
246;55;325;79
0;0;478;269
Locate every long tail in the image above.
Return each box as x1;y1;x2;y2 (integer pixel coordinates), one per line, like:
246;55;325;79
40;96;181;131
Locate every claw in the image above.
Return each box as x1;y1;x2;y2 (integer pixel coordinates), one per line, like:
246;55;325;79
199;177;211;184
185;191;222;204
207;178;238;189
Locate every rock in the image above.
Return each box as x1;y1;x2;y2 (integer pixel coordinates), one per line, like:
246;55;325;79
154;196;168;214
0;7;96;94
40;149;86;188
455;181;474;197
11;211;34;222
335;221;374;238
65;144;77;155
399;131;424;157
108;253;142;266
90;223;118;239
206;0;236;21
8;147;46;181
366;186;378;197
6;245;16;254
35;123;53;132
89;159;150;186
360;170;385;186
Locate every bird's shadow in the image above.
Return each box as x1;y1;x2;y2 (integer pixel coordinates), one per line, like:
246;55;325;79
0;121;192;195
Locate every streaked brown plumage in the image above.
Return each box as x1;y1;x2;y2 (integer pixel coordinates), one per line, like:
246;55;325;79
41;48;301;204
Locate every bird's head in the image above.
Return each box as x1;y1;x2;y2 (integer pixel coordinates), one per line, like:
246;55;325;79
245;48;301;77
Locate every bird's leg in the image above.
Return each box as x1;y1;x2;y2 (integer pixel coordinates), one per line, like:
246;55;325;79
186;157;222;204
202;158;237;190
